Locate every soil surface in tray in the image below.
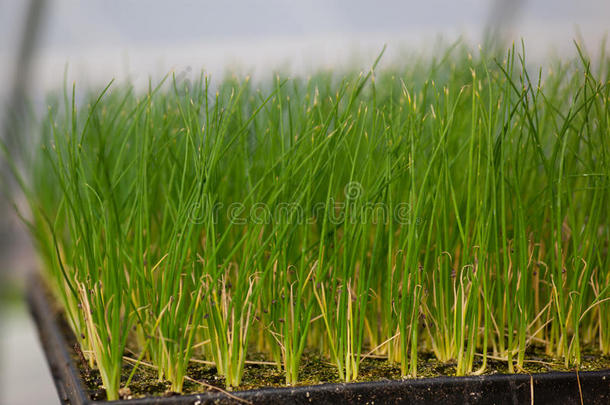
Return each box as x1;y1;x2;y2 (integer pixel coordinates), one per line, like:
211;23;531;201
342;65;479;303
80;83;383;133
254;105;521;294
47;289;610;401
61;317;610;400
78;346;610;401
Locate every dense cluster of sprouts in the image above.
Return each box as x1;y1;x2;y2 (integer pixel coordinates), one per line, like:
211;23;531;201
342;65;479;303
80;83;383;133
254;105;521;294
12;43;610;400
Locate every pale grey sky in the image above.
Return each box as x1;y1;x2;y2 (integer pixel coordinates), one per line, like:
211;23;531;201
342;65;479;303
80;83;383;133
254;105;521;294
0;0;609;99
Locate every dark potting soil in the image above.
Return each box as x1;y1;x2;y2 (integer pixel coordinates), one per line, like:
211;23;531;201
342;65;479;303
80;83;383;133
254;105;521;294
46;288;610;401
68;332;610;400
79;348;610;400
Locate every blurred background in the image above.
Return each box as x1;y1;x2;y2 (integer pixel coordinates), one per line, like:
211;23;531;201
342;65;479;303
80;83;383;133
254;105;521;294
0;1;608;404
